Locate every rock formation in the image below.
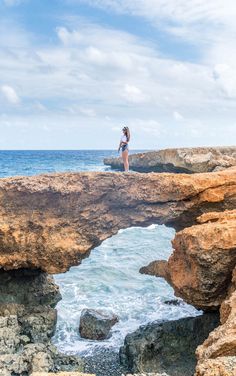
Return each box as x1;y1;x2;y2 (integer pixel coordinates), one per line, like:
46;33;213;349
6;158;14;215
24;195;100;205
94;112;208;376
0;269;84;375
142;209;236;311
31;373;94;376
140;209;236;374
120;313;220;376
0;167;235;274
0;164;235;375
104;146;236;173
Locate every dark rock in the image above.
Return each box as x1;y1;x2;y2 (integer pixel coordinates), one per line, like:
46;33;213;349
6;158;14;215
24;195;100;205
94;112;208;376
18;306;57;343
0;269;61;315
79;309;119;340
119;313;220;376
0;269;84;375
163;299;183;306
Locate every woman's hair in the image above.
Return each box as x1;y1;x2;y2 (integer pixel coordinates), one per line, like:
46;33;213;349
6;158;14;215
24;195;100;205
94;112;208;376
123;126;130;142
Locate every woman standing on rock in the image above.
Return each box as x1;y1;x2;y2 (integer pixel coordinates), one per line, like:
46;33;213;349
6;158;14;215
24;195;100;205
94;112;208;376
118;126;130;172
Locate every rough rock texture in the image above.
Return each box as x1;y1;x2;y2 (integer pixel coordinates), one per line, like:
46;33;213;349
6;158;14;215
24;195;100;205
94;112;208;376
195;279;236;375
0;269;61;315
0;269;83;375
119;313;220;376
140;209;236;375
104;147;236;173
0;167;235;274
125;374;170;376
194;357;236;376
31;374;94;376
79;309;119;340
142;209;236;311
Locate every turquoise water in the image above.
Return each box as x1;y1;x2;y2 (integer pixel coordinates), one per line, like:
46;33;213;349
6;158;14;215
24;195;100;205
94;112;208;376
0;150;200;355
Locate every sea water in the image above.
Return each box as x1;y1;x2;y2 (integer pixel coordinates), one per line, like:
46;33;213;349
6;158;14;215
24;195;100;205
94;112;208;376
0;150;200;355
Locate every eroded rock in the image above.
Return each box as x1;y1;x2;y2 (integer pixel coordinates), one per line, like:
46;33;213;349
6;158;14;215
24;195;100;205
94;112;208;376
31;373;95;376
142;210;236;311
194;356;236;376
79;309;119;340
0;269;83;375
104;146;236;173
120;314;220;376
0;168;235;273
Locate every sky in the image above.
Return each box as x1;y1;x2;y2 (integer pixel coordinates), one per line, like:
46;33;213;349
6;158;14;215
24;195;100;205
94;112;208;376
0;0;236;149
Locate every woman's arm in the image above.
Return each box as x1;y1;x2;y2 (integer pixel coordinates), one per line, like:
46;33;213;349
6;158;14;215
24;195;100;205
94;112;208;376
118;141;122;152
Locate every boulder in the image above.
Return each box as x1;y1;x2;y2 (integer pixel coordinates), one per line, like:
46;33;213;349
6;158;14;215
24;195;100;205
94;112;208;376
79;309;119;340
104;146;236;173
120;314;220;376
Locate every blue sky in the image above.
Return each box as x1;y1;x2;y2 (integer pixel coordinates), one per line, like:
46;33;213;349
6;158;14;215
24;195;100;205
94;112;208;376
0;0;236;149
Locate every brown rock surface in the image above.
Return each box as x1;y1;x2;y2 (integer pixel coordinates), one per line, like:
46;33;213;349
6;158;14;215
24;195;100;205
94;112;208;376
0;168;235;274
194;356;236;376
195;294;236;375
104;146;236;173
142;209;236;310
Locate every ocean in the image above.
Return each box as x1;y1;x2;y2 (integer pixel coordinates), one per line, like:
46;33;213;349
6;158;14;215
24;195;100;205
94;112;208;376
0;150;199;356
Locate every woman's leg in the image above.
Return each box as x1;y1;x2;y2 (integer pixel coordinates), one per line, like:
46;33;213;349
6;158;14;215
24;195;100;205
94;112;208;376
122;149;129;171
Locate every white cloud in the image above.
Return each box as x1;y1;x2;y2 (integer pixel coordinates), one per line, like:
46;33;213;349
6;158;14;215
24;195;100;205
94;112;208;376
0;12;235;148
1;85;20;104
173;111;184;121
123;84;148;104
56;26;81;45
213;64;236;98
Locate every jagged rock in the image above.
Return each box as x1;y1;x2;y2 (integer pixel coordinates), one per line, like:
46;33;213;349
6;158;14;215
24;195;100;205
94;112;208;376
79;309;119;340
195;288;236;369
0;269;61;315
119;313;220;376
139;260;170;281
0;269;84;375
0;316;21;354
0;168;235;273
0;341;84;375
104;146;236;173
31;373;94;376
194;356;236;376
125;373;170;376
163;299;183;306
142;210;236;311
18;306;57;343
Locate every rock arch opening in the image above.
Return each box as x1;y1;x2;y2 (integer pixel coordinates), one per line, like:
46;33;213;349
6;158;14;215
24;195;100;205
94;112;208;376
52;224;199;355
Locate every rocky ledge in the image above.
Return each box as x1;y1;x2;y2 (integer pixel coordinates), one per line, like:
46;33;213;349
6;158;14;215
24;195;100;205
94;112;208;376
104;146;236;173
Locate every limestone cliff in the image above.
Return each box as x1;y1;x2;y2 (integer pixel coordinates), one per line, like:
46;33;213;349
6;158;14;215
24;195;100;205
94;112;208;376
140;208;236;375
142;209;236;311
0;167;235;274
104;146;236;173
0;165;236;376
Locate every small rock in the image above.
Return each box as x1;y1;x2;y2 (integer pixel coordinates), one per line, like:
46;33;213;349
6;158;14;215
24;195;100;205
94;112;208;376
79;309;119;340
163;299;183;306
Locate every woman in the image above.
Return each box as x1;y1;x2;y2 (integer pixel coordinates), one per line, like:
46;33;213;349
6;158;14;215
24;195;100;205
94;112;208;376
118;126;130;172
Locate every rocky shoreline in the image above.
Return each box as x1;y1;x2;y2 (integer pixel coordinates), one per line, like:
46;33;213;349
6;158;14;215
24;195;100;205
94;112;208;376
104;146;236;173
0;147;235;375
0;269;84;375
